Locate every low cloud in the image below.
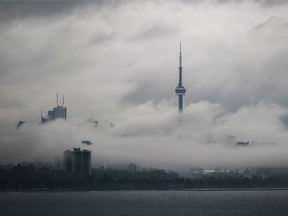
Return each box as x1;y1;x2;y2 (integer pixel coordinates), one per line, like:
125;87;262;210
1;99;287;169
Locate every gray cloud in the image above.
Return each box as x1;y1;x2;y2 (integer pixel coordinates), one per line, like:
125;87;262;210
89;31;116;44
280;115;288;129
250;16;276;32
254;0;288;6
132;23;177;41
0;2;79;23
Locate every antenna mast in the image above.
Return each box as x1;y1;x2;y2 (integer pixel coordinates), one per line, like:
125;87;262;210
180;42;182;68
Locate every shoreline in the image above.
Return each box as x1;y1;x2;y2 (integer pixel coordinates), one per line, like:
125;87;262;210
2;187;288;193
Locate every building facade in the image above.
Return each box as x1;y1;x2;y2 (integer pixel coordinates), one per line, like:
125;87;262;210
63;147;91;179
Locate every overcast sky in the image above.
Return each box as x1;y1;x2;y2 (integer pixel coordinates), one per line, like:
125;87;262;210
1;0;288;170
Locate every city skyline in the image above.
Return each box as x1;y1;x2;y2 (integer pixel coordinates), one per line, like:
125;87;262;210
0;1;288;169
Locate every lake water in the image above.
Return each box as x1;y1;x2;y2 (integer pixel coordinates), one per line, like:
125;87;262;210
1;190;288;216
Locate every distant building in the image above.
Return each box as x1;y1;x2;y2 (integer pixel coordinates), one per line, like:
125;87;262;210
237;142;249;147
243;168;251;175
89;119;98;128
82;141;93;145
250;166;288;175
41;94;67;124
53;106;67;119
215;168;223;173
17;121;27;129
12;164;35;180
0;163;13;171
20;161;53;170
63;147;91;179
196;168;204;174
189;166;198;176
190;167;195;175
54;157;62;170
105;163;124;170
127;163;136;174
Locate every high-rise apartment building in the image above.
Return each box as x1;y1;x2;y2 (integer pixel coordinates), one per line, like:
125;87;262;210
63;147;91;179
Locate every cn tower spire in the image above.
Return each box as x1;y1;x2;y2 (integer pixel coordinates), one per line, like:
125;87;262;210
180;42;182;67
175;42;186;112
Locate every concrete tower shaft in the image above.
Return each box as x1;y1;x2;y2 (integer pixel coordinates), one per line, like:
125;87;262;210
175;43;186;112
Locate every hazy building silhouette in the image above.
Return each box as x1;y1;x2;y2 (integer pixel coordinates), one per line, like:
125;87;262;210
237;142;249;147
250;166;288;175
0;163;13;171
175;43;186;112
41;94;67;124
17;121;27;129
105;163;124;170
20;161;53;171
243;167;252;175
127;163;136;174
63;147;91;179
12;164;36;180
82;141;92;146
89;119;98;127
54;157;62;170
189;166;198;177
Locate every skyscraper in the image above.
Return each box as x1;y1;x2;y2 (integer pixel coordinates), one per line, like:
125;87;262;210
63;147;91;179
41;94;67;123
175;43;186;112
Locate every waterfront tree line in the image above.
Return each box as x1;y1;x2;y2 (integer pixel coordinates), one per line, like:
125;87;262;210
1;165;288;191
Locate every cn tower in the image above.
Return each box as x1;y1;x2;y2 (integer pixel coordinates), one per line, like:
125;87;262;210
175;43;186;112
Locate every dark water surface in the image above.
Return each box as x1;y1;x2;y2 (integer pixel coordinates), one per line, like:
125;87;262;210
1;190;288;216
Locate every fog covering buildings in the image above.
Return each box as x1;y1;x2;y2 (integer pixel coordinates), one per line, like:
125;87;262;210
1;1;288;169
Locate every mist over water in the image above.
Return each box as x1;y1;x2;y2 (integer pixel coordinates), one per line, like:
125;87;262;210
1;0;288;169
